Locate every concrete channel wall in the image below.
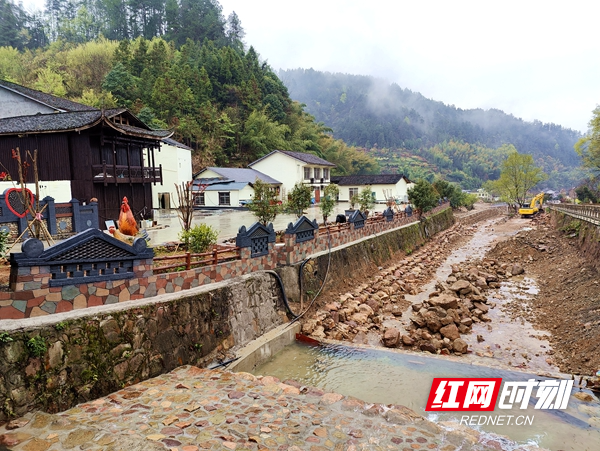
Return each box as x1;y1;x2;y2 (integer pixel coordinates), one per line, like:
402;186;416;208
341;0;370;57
0;207;456;423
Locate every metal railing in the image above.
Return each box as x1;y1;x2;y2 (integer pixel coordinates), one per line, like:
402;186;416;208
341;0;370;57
547;203;600;226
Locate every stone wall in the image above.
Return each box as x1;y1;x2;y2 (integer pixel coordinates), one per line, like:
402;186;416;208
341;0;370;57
297;207;456;299
0;272;285;422
455;206;504;226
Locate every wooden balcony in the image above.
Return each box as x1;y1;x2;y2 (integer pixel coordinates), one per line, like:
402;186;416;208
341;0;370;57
92;164;162;185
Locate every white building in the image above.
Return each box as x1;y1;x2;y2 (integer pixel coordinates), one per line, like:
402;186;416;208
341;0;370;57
193;167;281;208
248;150;335;202
149;138;193;209
331;174;414;203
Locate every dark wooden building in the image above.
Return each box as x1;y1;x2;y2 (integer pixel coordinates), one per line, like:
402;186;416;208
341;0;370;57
0;80;172;222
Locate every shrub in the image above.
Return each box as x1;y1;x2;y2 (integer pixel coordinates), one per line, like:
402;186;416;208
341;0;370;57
286;183;312;218
179;224;219;253
357;187;375;213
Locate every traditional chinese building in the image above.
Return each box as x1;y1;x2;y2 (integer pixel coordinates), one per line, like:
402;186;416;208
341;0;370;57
0;80;172;222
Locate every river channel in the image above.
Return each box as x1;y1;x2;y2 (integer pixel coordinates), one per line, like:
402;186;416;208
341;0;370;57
249;217;600;450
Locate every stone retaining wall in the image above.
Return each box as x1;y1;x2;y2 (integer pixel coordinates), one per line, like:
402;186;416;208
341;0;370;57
456;206;504;226
299;207;456;298
0;272;285;422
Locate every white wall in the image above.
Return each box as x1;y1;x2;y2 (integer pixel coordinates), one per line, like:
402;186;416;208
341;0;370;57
0;180;72;203
196;168;222;179
336;180;412;203
148;143;192;209
0;90;56;118
250;152;301;196
201;190;241;208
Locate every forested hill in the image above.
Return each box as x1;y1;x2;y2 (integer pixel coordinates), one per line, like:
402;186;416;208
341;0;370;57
0;0;380;175
280;68;583;189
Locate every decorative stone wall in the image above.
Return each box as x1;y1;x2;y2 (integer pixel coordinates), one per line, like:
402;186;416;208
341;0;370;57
0;272;285;422
0;245;282;319
0;206;450;320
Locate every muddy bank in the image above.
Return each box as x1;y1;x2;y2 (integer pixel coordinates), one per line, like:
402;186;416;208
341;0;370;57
488;213;600;376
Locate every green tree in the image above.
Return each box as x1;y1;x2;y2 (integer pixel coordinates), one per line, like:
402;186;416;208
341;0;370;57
102;62;138;105
575;106;600;177
357;186;375;213
286;183;312;218
320;183;339;224
241;109;290;161
488;151;547;209
408;179;438;214
248;178;280;225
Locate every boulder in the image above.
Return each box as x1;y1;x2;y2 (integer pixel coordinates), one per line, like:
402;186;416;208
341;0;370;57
439;323;460;340
420;342;438;354
429;294;459;310
423;311;442;332
383;328;400;347
401;335;415;346
511;264;525;276
453;338;469;354
449;280;472;294
302;319;318;335
350;312;370;325
473;302;489;314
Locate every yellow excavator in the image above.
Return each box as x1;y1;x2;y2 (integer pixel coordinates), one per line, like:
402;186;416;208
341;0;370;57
518;192;545;218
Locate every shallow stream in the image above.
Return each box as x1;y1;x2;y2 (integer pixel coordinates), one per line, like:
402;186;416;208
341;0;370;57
252;342;600;451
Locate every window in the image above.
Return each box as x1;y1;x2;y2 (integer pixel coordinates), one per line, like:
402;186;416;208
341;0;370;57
304;167;311;180
194;193;205;206
323;168;329;180
349;188;359;199
314;167;321;179
218;192;230;206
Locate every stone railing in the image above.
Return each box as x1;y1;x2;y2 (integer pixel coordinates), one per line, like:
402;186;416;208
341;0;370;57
547;203;600;226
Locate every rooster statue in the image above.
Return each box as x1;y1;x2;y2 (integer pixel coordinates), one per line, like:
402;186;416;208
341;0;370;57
108;197;140;244
118;196;139;236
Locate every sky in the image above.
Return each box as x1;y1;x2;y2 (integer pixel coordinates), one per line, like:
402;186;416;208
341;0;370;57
21;0;600;133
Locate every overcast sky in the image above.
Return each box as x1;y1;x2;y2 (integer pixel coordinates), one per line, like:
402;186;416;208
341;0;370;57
22;0;600;133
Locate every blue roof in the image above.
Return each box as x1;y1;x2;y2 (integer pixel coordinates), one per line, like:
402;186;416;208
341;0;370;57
196;167;281;184
201;182;249;191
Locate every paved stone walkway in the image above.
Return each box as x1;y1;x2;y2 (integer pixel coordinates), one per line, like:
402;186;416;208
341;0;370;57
0;366;544;451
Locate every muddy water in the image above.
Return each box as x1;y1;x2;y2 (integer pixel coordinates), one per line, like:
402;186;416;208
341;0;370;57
252;341;600;451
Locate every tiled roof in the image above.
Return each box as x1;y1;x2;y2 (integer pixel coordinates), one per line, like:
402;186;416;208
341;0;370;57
0;79;95;112
195;167;281;184
330;174;412;186
249;150;335;167
0;110;172;139
0;111;103;135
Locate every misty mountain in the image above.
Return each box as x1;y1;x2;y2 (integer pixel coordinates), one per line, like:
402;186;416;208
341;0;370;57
280;68;583;189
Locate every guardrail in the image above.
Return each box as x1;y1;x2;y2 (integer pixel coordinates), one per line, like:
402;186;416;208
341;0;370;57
153;245;241;272
547;203;600;226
